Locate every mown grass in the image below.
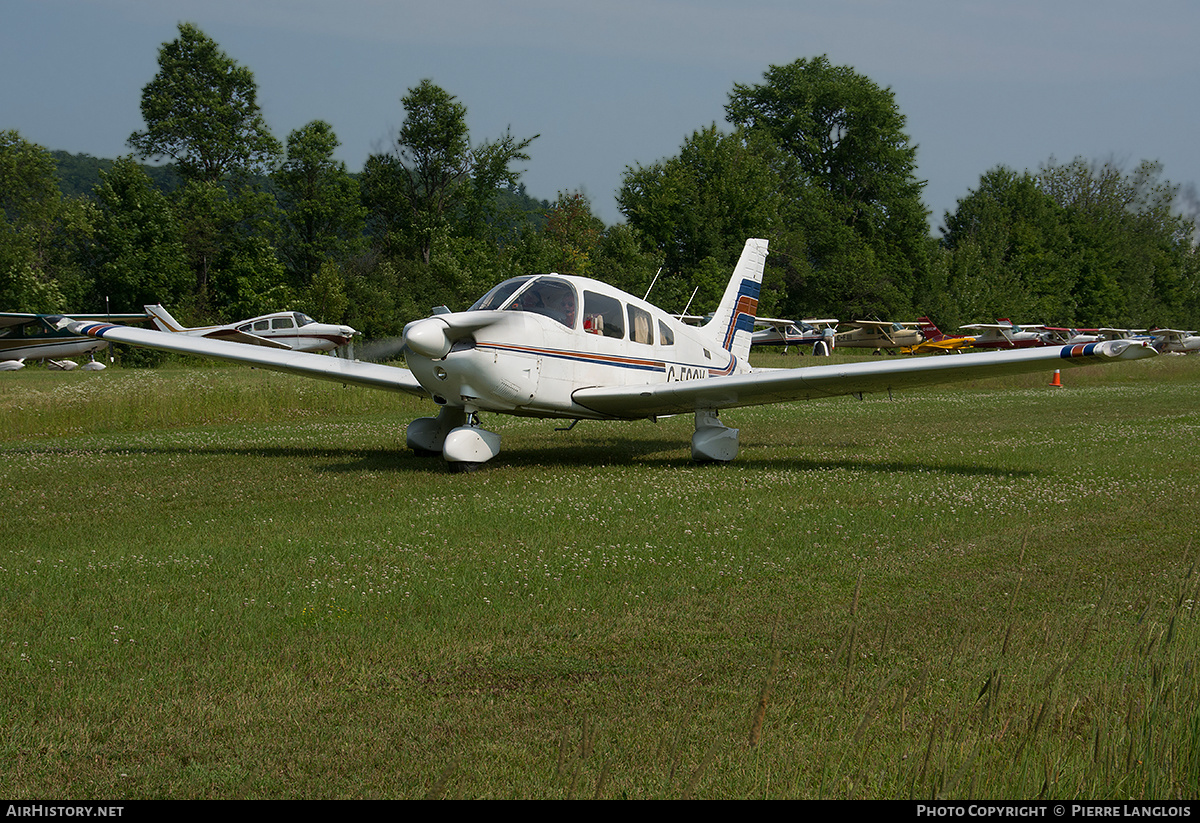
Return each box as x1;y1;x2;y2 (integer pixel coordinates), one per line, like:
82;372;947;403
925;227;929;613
1;353;1198;798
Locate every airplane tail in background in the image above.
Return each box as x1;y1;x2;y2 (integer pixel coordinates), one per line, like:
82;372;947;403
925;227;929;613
703;238;768;362
144;304;189;333
917;316;945;342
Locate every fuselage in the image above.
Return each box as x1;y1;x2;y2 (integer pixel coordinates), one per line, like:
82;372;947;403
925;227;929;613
753;322;835;347
229;312;356;352
962;323;1054;349
0;317;107;362
835;324;924;349
1150;330;1200;353
403;274;748;419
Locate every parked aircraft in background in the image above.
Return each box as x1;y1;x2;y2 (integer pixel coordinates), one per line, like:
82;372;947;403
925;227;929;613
1;311;149;369
1097;328;1150;342
835;320;925;354
1042;327;1102;345
752;317;838;355
56;239;1158;471
145;304;357;354
901;317;976;355
960;320;1055;349
1148;328;1200;354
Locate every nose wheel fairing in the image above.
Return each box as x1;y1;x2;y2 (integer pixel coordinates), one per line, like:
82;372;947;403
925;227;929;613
407;407;502;470
443;424;502;468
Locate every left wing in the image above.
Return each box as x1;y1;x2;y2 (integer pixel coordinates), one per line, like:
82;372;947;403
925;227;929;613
57;319;427;396
572;340;1155;419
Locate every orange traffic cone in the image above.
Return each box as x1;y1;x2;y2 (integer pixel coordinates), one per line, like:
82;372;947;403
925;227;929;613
1049;369;1062;388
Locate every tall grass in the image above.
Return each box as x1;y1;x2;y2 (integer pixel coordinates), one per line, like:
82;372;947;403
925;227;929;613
1;355;1197;798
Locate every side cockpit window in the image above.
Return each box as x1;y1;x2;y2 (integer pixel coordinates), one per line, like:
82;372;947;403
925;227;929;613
516;278;576;328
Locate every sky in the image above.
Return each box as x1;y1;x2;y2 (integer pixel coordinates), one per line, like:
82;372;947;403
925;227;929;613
4;0;1198;230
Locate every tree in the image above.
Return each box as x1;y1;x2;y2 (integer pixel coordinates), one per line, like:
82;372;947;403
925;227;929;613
618;125;780;312
725;56;931;318
541;191;605;277
0;131;92;312
89;157;190;311
271;121;366;289
940;167;1077;324
362;80;536;265
939;158;1200;329
128;22;280;184
1037;157;1196;326
127;23;284;315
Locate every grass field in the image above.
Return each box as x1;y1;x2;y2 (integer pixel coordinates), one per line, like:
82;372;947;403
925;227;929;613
2;351;1198;799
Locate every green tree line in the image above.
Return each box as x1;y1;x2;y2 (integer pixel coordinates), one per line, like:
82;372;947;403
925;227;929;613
3;25;1197;344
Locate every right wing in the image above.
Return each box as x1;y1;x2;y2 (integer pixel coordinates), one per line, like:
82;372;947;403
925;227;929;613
573;340;1156;419
58;319;428;396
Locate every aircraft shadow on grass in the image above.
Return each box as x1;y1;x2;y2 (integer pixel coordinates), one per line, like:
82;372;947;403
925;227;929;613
9;440;1039;480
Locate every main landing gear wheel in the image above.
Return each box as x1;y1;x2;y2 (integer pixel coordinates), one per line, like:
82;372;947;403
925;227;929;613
691;409;739;463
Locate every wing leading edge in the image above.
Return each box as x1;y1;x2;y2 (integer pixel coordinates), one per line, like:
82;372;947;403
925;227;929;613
59;319;427;396
571;339;1156;419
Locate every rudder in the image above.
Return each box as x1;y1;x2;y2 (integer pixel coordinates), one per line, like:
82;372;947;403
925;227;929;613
144;304;187;333
703;238;768;361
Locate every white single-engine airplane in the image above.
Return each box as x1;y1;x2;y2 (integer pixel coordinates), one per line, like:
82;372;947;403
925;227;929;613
145;304;358;354
55;239;1157;471
1147;328;1200;354
752;317;838;356
960;320;1055;349
1;311;150;369
835;320;925;354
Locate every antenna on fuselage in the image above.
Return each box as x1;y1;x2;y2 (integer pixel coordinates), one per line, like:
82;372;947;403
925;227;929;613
678;286;699;319
642;268;663;302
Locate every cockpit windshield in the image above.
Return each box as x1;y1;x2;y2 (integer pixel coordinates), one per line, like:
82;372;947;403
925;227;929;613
293;313;316;327
469;276;578;328
469;277;533;312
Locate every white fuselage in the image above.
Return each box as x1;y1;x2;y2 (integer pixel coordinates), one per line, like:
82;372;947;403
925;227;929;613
231;312;356;353
403;275;746;419
1;336;106;362
835;325;924;349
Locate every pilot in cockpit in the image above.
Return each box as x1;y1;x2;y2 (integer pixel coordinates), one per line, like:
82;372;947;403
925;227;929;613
541;285;576;327
512;280;576;328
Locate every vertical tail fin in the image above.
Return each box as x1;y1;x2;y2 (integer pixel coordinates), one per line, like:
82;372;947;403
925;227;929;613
144;304;187;333
703;238;768;361
916;316;944;342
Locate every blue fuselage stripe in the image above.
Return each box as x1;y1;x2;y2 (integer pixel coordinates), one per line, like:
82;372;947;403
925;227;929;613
476;342;737;377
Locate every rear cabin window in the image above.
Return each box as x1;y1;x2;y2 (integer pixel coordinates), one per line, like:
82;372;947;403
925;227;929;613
658;320;675;346
583;291;624;338
628;305;653;345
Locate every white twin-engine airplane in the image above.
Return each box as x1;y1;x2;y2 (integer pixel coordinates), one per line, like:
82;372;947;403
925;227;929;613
56;239;1157;471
